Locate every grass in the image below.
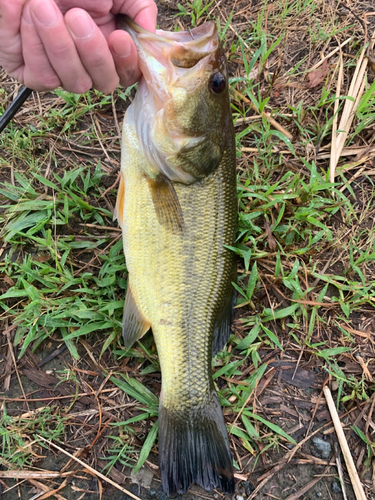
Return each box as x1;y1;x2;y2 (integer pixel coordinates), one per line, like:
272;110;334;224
1;0;375;497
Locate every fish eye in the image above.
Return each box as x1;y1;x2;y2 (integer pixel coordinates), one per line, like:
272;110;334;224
210;72;226;94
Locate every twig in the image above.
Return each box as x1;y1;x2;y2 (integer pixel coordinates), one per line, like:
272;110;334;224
284;465;331;500
329;40;369;182
309;37;352;71
323;386;366;500
80;223;122;232
0;386;120;403
111;91;121;139
6;332;30;412
330;49;343;182
92;118;117;172
233;89;293;140
0;471;74;479
27;478;68;500
73;235;121;276
100;173;121;198
249;424;331;500
338;2;366;32
36;435;141;500
334;441;349;500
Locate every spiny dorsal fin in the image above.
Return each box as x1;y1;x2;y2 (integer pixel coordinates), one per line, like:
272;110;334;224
114;172;125;229
148;174;185;233
122;286;151;348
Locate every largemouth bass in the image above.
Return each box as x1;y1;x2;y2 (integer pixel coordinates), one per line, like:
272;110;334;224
116;15;237;496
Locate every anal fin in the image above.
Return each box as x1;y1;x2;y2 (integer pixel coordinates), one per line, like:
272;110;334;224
148;174;185;233
122;286;151;347
114;172;125;229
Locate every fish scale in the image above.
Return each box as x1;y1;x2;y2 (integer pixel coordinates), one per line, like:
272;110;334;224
122;118;236;400
116;15;237;495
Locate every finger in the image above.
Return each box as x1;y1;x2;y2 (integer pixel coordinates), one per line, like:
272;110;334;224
65;8;119;94
112;0;158;32
54;0;112;17
133;1;158;32
29;0;92;93
0;0;26;74
108;30;141;88
20;3;61;90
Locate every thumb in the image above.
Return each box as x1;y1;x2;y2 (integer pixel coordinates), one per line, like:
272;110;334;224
113;0;158;32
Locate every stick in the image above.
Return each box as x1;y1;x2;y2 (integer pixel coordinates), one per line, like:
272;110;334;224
323;386;367;500
36;435;141;500
284;465;330;500
309;37;352;71
233;89;293;140
329;42;368;183
0;471;73;479
334;442;349;500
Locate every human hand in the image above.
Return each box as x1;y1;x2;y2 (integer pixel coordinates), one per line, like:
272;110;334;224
0;0;157;93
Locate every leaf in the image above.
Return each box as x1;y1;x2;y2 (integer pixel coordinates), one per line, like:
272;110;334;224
242;415;260;439
213;359;243;380
110;375;158;413
248;413;296;444
306;59;329;89
60;328;80;360
236;324;261;350
264;221;276;251
246;261;258;300
316;346;352;360
133;421;159;474
228;425;250;441
269;130;296;155
260;324;283;350
62;321;113;340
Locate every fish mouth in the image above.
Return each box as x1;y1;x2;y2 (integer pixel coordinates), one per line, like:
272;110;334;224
117;15;218;69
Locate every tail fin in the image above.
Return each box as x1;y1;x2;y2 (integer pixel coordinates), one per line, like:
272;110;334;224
158;391;234;496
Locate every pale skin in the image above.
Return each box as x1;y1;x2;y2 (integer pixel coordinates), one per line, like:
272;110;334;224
0;0;158;94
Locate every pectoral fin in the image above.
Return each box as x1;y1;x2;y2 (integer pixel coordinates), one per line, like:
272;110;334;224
122;286;151;347
114;172;125;228
148;174;185;233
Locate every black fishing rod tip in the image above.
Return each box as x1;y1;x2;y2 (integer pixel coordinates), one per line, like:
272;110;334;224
0;86;33;134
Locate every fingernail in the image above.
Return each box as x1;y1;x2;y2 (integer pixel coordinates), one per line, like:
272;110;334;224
67;11;95;40
32;0;58;26
112;37;132;58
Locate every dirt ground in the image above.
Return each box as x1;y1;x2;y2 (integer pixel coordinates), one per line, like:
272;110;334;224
1;0;375;499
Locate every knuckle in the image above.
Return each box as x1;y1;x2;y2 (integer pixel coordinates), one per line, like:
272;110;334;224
41;76;61;90
85;49;108;68
25;69;61;91
119;73;138;88
96;78;120;94
50;40;74;57
72;77;93;94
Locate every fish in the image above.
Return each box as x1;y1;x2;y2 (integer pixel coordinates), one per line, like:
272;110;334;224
115;15;237;496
